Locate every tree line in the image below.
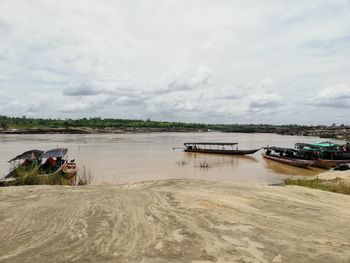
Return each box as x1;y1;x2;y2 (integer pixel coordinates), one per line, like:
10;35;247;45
0;115;334;133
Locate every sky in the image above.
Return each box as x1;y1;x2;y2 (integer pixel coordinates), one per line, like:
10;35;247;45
0;0;350;125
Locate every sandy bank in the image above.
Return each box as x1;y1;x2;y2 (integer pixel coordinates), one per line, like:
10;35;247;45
0;179;350;263
315;170;350;182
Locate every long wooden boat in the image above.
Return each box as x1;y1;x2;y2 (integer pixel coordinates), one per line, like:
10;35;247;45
262;153;315;168
184;142;260;155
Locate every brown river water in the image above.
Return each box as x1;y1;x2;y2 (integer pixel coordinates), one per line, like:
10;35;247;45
0;132;345;184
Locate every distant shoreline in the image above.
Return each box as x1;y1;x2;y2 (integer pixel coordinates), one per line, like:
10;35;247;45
0;126;349;140
0;127;206;134
1;115;349;140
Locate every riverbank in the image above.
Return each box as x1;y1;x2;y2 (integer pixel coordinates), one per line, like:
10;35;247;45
1;126;350;140
286;170;350;195
1;115;350;139
1;179;349;262
0;127;205;134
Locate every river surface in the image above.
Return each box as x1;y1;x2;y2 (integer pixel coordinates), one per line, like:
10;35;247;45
0;132;345;184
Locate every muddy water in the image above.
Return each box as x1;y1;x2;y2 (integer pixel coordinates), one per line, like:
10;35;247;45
0;132;342;184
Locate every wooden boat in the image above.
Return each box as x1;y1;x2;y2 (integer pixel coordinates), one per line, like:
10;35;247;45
262;153;315;168
38;148;69;176
184;142;260;155
1;149;44;181
263;147;315;168
1;148;77;187
295;142;350;169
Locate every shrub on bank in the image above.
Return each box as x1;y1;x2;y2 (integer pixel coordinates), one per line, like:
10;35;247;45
1;166;93;187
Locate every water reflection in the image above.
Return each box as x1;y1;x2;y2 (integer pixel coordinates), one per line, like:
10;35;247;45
176;153;259;169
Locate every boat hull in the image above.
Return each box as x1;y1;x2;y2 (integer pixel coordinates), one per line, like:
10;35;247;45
184;148;260;155
312;159;350;169
63;169;77;177
263;154;315;168
63;162;77;178
38;160;67;177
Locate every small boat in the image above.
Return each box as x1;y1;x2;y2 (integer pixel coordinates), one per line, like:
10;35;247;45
184;142;260;155
263;147;315;168
38;148;69;177
1;148;77;187
0;149;44;184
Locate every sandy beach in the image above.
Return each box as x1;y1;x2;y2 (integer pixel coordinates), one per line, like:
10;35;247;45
1;179;350;263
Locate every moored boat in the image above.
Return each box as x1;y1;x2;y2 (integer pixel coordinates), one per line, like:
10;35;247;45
263;147;315;168
295;142;350;169
0;149;44;184
184;142;260;155
262;154;316;168
1;147;78;187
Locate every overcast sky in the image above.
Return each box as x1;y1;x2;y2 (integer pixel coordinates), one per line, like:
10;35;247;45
0;0;350;124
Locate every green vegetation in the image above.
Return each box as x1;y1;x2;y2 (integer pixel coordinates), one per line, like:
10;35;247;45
2;115;348;139
1;166;76;186
14;164;41;185
285;177;350;195
0;115;327;132
0;164;92;187
0;115;209;130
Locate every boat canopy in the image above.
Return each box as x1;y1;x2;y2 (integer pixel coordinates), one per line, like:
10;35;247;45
296;142;339;149
40;148;68;159
295;143;312;149
8;150;44;162
311;142;339;148
265;147;297;152
184;142;238;146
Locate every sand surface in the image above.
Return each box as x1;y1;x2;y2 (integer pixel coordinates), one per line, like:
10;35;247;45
315;170;350;182
1;179;350;263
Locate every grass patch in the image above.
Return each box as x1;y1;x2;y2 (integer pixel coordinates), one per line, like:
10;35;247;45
285;177;350;195
76;166;93;185
10;168;75;186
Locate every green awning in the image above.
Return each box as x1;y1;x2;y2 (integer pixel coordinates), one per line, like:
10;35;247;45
311;142;339;148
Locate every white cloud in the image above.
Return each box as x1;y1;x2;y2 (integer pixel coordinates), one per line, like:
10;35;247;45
248;93;282;109
187;66;213;87
307;84;350;108
0;0;350;124
317;84;350;100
